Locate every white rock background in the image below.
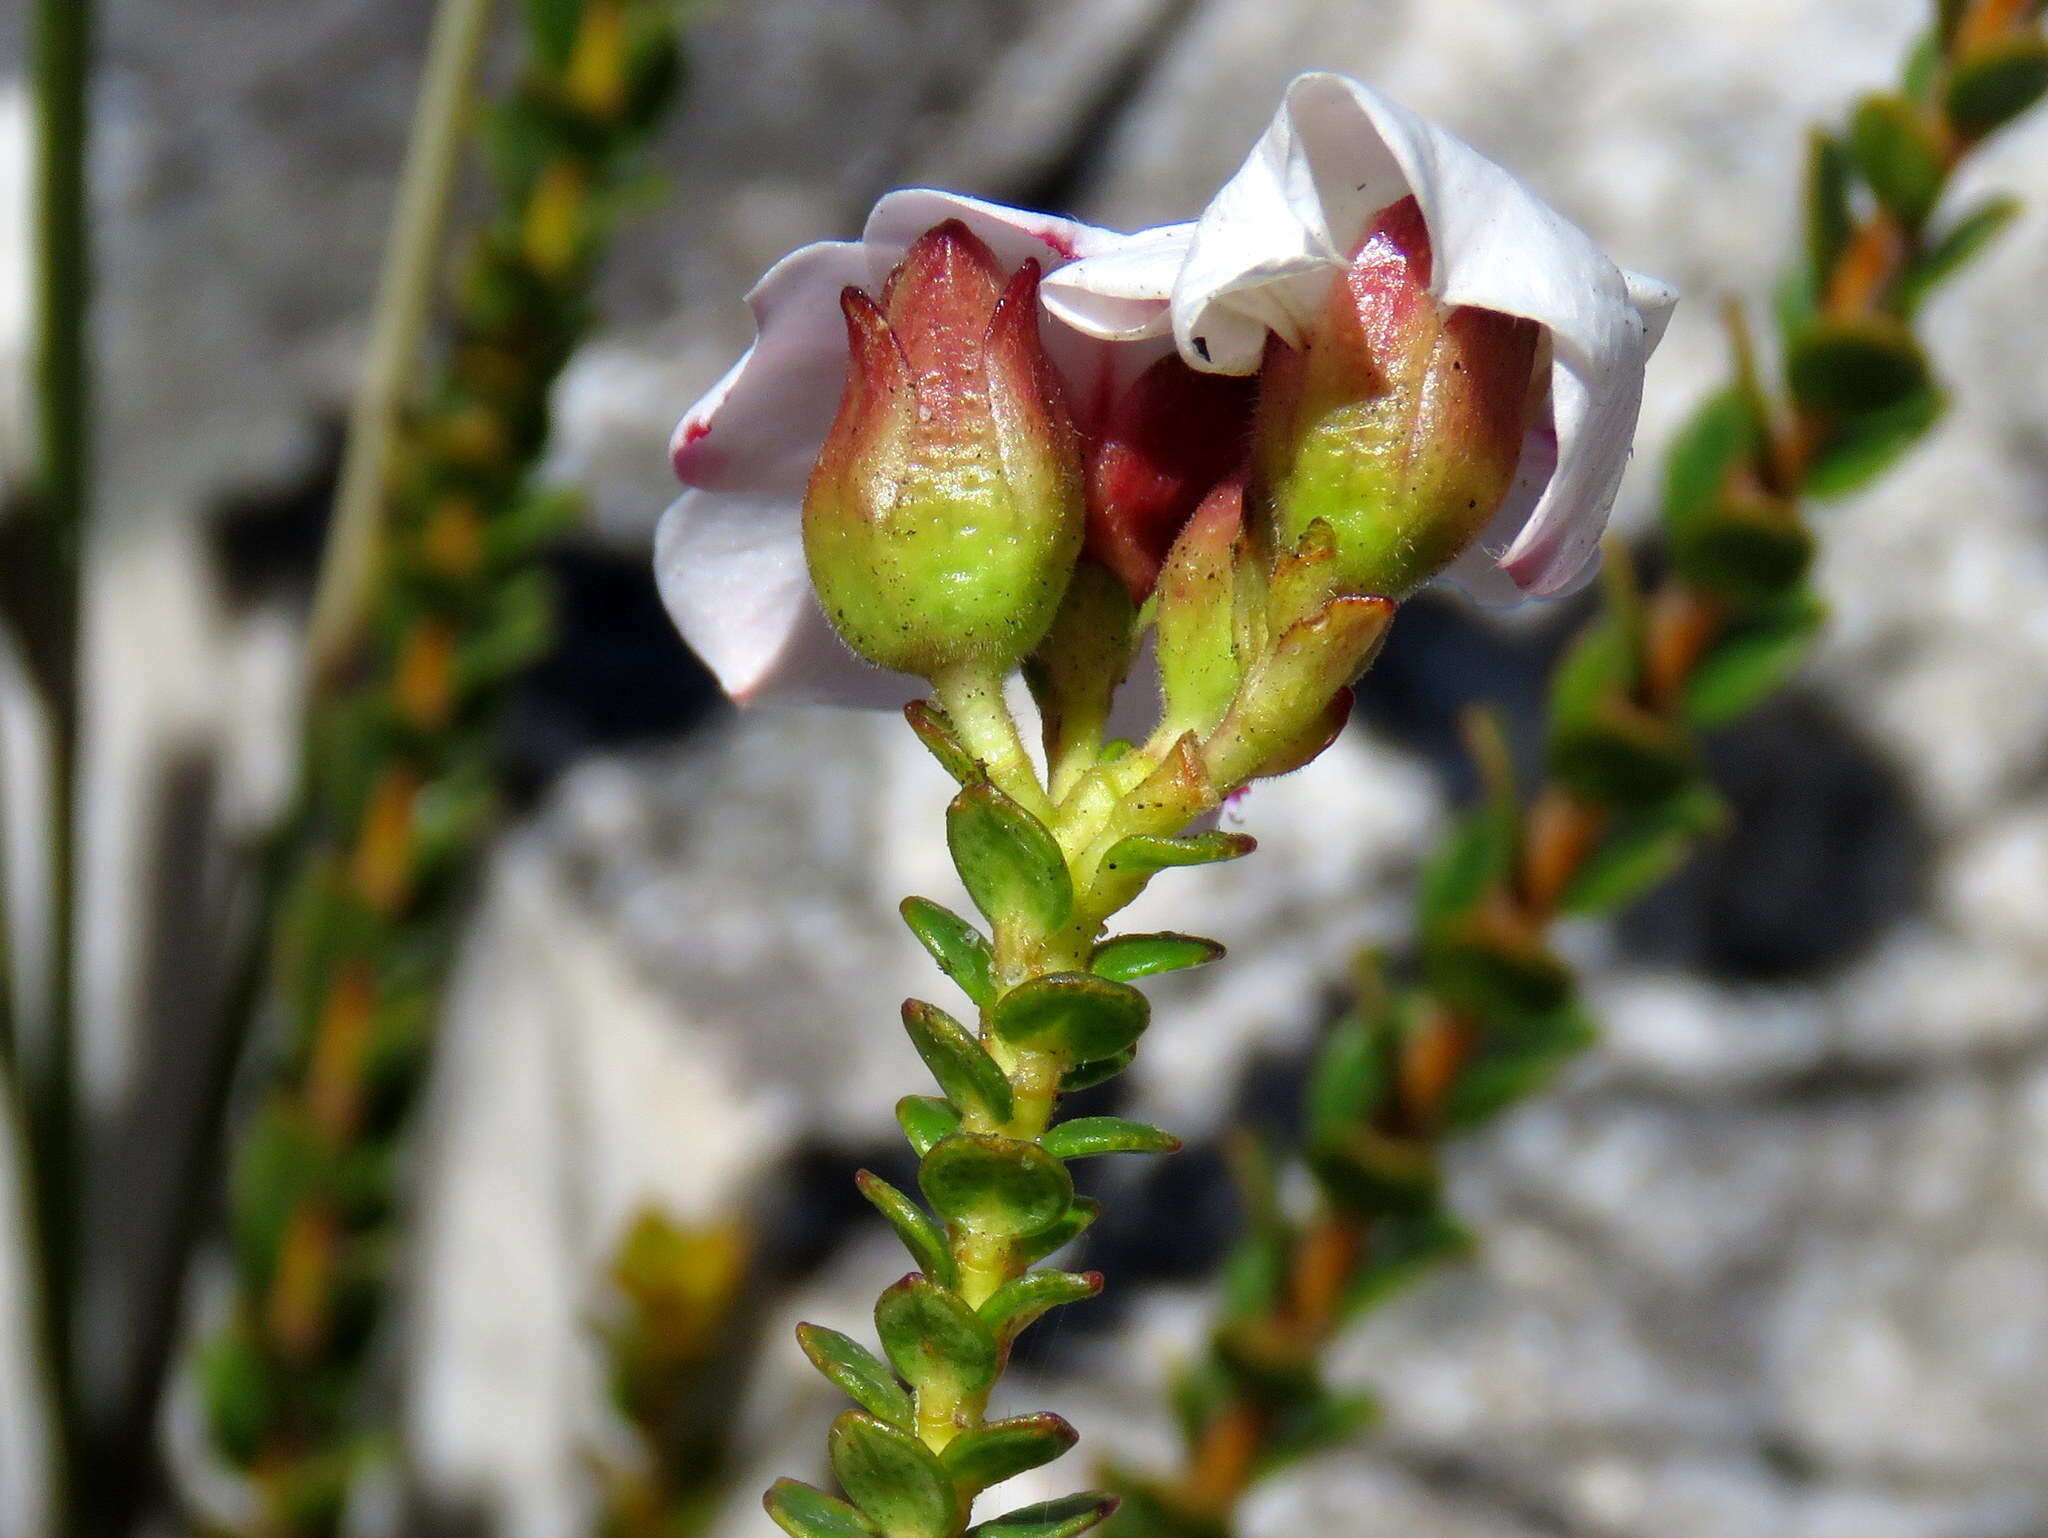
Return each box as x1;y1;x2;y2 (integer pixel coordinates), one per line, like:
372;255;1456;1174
2;0;2048;1536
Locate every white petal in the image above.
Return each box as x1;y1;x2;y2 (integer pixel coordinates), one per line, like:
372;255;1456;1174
1174;72;1673;598
1040;221;1196;341
654;491;919;708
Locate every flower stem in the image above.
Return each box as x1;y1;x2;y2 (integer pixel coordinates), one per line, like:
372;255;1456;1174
304;0;497;688
23;0;92;1526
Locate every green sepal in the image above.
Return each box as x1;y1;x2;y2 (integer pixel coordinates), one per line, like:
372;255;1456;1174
1803;128;1854;290
828;1411;964;1538
856;1171;957;1288
1801;386;1946;497
873;1274;999;1404
896;1096;963;1159
900;1000;1014;1127
1944;32;2048;137
900;897;996;1008
967;1493;1121;1538
1156;496;1247;736
1024;562;1138;801
1560;785;1729;916
947;783;1073;933
905;700;982;787
1011;1197;1100;1268
1786;315;1931;416
940;1413;1079;1497
920;1135;1075;1238
796;1323;916;1432
765;1479;883;1538
1089;931;1226;982
977;1269;1103;1349
1441;1004;1601;1130
1057;1050;1137;1093
1098;830;1255;876
1681;589;1828;726
1849;93;1945;226
1902;195;2022;316
1041;1117;1182;1160
991;973;1151;1062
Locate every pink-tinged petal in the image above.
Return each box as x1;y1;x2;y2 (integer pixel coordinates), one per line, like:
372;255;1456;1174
654;491;919;707
864;189;1121;275
669;239;876;495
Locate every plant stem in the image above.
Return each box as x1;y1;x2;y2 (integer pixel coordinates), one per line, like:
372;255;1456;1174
25;0;92;1528
304;0;497;688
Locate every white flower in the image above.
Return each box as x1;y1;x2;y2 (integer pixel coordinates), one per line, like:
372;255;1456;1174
1048;72;1676;600
655;191;1187;706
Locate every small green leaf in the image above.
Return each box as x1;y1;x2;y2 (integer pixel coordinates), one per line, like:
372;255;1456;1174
941;1413;1079;1496
900;1000;1014;1127
1849;93;1945;226
797;1325;915;1431
1904;27;1943;102
1041;1117;1181;1160
1549;699;1698;812
1304;1014;1385;1144
1089;932;1225;982
905;700;982;787
1307;1126;1440;1216
1012;1198;1100;1268
1258;1390;1381;1474
765;1478;883;1538
1560;786;1729;916
968;1493;1120;1538
1902;195;2021;316
947;783;1073;933
1420;926;1575;1023
977;1269;1103;1347
1098;830;1255;875
1786;315;1931;416
1442;1005;1600;1130
1945;33;2048;137
1057;1050;1137;1093
1802;386;1947;497
1667;505;1814;604
1416;807;1516;930
829;1412;962;1538
1682;590;1828;726
991;973;1151;1062
1804;128;1854;288
920;1135;1074;1238
901;898;995;1008
856;1172;956;1288
896;1096;962;1159
1340;1209;1474;1322
1936;0;1964;47
873;1274;999;1403
1662;389;1754;529
519;0;582;74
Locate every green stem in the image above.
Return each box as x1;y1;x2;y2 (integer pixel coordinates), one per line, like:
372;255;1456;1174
304;0;497;686
25;0;91;1526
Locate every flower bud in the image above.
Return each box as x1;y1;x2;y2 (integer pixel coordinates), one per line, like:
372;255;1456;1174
1250;196;1541;609
1085;356;1255;603
802;221;1085;680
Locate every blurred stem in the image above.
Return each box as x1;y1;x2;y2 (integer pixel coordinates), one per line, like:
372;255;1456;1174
304;0;496;688
25;0;92;1528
